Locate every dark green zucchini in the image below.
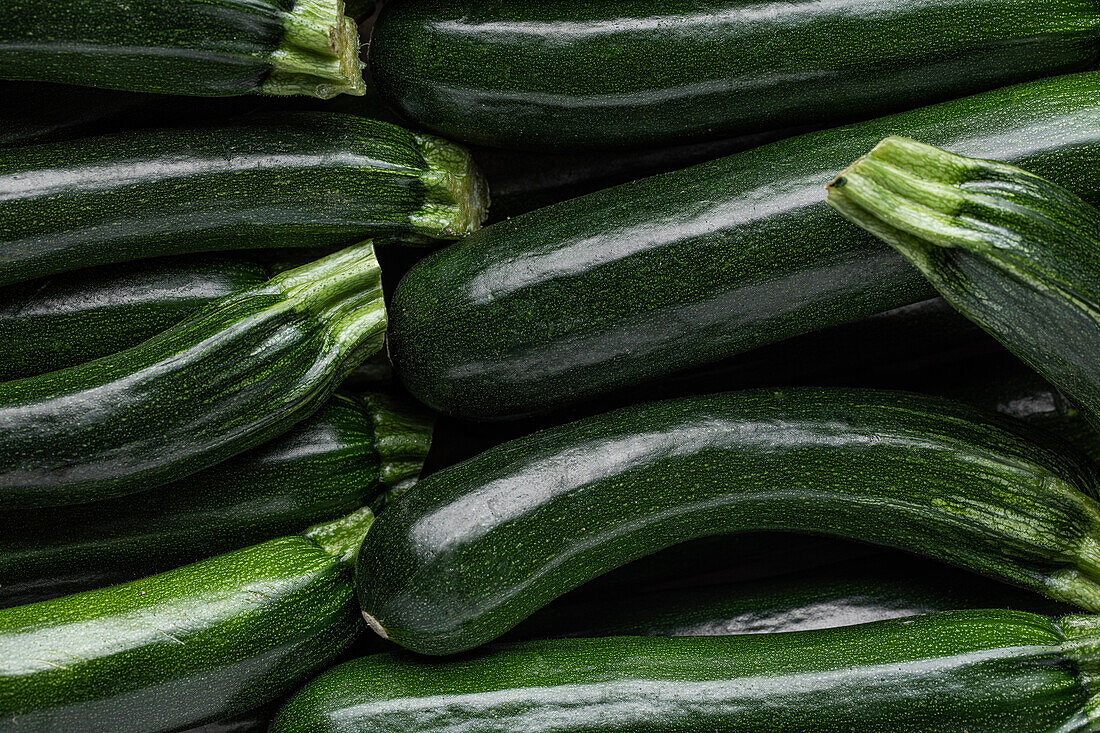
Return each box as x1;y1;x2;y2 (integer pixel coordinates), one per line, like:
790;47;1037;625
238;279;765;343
0;506;373;731
0;256;269;381
829;136;1100;432
357;389;1100;655
510;553;1073;641
387;72;1100;420
0;389;432;608
0;112;487;287
0;242;386;509
271;610;1100;733
370;0;1100;151
0;0;364;98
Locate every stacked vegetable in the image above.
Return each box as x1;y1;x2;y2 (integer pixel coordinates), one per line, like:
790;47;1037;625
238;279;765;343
2;1;1100;731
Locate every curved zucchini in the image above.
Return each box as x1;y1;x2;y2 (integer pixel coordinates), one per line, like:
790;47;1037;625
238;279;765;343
829;137;1100;432
370;0;1100;151
0;112;487;287
510;553;1073;641
388;72;1100;420
357;389;1100;655
0;390;432;608
0;242;386;509
0;507;372;731
0;256;268;381
0;0;364;98
272;610;1100;733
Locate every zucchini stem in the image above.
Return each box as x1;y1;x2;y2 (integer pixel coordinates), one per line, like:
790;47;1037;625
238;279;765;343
304;506;375;563
263;0;366;99
360;391;436;504
410;133;490;239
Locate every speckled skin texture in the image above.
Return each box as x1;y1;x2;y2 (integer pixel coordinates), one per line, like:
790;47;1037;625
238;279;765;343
0;392;379;607
0;256;268;380
0;536;360;732
0;113;468;287
0;244;385;508
271;611;1095;732
0;0;292;95
370;0;1100;150
357;389;1100;655
388;73;1100;419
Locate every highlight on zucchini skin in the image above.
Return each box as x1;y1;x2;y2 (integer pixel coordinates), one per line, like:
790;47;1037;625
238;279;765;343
828;136;1100;431
357;389;1100;656
271;610;1100;733
0;507;375;732
0;241;386;510
0;0;365;99
0;112;488;287
0;256;270;381
0;389;433;608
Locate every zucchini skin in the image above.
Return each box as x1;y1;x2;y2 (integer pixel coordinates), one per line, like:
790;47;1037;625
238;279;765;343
0;242;386;509
357;389;1100;655
0;112;487;287
370;0;1100;151
271;610;1097;733
510;554;1074;641
388;72;1100;420
0;509;372;732
0;256;268;381
0;392;383;608
0;0;364;98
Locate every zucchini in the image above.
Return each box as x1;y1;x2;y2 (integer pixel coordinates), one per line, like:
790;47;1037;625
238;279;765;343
0;506;373;731
270;610;1100;733
357;389;1100;655
0;242;386;509
828;136;1100;429
0;255;268;381
0;0;364;99
370;0;1100;151
387;72;1100;420
0;389;432;608
0;112;487;287
510;553;1073;641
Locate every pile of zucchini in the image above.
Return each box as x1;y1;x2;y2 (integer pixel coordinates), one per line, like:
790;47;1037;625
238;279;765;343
3;1;1100;731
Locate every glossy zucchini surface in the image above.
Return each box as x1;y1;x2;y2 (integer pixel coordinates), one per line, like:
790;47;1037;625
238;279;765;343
0;113;487;286
358;389;1100;655
388;72;1100;419
0;0;364;98
271;610;1100;733
0;243;386;509
370;0;1100;150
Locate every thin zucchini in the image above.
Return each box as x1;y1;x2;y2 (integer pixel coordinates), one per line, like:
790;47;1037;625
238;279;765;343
0;256;268;381
270;610;1100;733
370;0;1100;150
0;506;373;731
0;0;364;98
828;136;1100;430
0;390;432;608
0;112;487;287
357;389;1100;655
387;72;1100;419
510;553;1073;641
0;242;386;509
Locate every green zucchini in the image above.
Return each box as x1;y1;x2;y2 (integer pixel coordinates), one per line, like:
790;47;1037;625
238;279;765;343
387;72;1100;420
0;256;269;381
271;610;1100;733
370;0;1100;151
0;0;364;98
0;389;432;608
0;242;386;509
0;506;372;731
357;388;1100;655
510;553;1073;641
829;136;1100;432
0;112;487;287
